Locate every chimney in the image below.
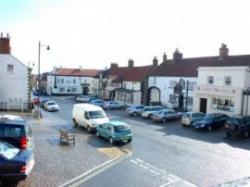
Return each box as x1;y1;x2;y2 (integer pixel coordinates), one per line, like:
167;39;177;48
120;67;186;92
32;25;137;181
219;43;229;60
128;59;134;68
110;63;118;69
153;56;158;66
163;52;167;63
173;48;183;61
0;33;11;54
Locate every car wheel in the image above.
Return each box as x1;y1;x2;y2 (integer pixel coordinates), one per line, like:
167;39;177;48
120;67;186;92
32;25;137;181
87;126;91;133
244;131;249;138
226;132;231;138
128;138;132;143
73;119;78;127
109;137;114;145
162;118;167;123
132;112;136;117
148;114;153;119
208;126;212;132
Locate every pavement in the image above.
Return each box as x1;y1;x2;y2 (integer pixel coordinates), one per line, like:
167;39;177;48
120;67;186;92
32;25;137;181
2;96;250;187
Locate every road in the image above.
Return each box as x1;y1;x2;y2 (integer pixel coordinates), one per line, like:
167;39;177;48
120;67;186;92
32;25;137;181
45;97;250;186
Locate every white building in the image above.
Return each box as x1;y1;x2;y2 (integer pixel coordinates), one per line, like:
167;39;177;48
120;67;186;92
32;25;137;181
148;45;250;111
47;68;102;96
0;34;30;111
193;66;250;116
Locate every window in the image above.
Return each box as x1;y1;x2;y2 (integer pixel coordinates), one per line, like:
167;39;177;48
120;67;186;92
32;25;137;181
59;87;65;92
7;64;14;73
225;77;231;86
208;76;214;84
188;81;196;90
153;77;157;85
61;79;64;84
212;97;234;112
72;87;77;92
73;79;76;84
187;97;193;106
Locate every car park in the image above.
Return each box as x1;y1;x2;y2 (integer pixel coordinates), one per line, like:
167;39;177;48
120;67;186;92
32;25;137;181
44;101;60;112
152;109;182;123
181;112;205;126
126;105;145;116
0;115;33;150
192;113;229;131
224;116;250;138
141;106;164;119
72;104;109;132
89;99;105;107
103;101;125;110
0;141;35;184
96;121;133;144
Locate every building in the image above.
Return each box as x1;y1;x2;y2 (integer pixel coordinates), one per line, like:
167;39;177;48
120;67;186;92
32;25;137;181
148;44;250;111
102;59;158;105
193;66;250;116
0;33;31;111
47;68;102;96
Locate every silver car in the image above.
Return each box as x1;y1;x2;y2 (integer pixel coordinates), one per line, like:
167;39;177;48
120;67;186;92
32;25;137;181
181;112;205;126
126;105;145;116
152;109;182;123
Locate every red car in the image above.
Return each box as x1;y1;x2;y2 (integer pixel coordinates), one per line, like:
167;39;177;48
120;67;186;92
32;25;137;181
32;98;40;105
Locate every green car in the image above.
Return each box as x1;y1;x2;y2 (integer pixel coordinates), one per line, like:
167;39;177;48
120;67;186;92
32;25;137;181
96;121;133;144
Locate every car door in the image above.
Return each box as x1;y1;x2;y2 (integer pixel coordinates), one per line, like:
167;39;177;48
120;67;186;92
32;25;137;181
82;111;89;128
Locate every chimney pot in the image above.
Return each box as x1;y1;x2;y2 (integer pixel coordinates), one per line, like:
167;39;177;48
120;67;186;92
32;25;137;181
173;48;183;61
219;43;229;61
0;32;11;54
163;53;167;63
128;59;134;68
110;63;118;69
153;56;158;66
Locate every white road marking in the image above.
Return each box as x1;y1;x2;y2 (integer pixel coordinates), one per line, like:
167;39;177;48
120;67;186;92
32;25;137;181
139;164;149;170
130;159;138;165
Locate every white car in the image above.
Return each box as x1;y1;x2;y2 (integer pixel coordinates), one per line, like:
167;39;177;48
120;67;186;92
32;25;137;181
141;106;164;119
75;95;90;103
44;101;60;112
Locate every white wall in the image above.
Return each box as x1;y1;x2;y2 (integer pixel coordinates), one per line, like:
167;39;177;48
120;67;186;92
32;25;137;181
0;55;28;110
148;76;197;108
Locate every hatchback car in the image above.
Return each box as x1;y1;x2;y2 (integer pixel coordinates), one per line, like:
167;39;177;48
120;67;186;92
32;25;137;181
0;141;34;184
126;105;145;116
192;113;229;131
103;101;125;110
0;115;33;150
152;109;182;123
181;112;205;126
89;99;105;107
141;106;164;119
224;116;250;138
44;101;60;112
75;95;90;103
96;121;133;144
40;98;49;109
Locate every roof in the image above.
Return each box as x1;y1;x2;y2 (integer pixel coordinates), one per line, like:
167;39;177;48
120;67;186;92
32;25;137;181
108;65;156;82
74;103;102;111
108;121;128;126
149;55;250;77
53;68;102;77
0;115;27;126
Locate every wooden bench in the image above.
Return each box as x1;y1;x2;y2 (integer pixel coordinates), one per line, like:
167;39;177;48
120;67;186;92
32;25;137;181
59;128;76;145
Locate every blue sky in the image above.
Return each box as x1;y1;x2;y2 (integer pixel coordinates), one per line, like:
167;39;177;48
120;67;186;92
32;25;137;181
1;0;250;73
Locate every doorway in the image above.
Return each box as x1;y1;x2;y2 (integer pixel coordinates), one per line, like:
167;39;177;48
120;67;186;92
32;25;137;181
200;98;207;113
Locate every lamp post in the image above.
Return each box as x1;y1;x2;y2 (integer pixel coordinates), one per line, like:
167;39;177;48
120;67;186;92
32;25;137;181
37;41;50;119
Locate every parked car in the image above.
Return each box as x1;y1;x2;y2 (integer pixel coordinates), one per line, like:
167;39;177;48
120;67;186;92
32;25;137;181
89;99;105;107
224;116;250;138
152;109;182;123
192;113;229;131
126;105;145;116
96;121;133;144
0;115;34;150
40;98;49;109
72;104;109;132
75;95;90;103
181;112;205;126
141;106;164;119
32;97;40;105
44;101;60;112
103;101;125;110
0;141;35;184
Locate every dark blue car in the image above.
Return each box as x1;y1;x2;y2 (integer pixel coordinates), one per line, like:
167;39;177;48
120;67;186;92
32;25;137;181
0;141;34;184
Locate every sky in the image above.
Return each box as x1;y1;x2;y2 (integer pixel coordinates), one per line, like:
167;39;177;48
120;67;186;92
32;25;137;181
1;0;250;73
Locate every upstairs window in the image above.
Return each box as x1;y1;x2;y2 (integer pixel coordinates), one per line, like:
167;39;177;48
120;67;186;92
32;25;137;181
153;77;157;85
225;77;231;86
7;64;14;73
208;76;214;85
61;78;64;84
73;79;76;84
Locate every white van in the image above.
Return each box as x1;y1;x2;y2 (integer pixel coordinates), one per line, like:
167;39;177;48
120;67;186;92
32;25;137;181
72;104;109;132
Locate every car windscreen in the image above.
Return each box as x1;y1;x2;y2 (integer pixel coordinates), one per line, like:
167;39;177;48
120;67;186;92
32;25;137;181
193;113;205;117
228;118;241;124
88;111;105;119
203;115;214;121
0;141;19;159
114;125;130;132
0;126;25;138
47;102;56;105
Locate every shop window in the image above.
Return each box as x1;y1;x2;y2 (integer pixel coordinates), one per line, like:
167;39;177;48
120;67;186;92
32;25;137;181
59;87;65;93
212;97;234;112
225;77;231;86
208;76;214;85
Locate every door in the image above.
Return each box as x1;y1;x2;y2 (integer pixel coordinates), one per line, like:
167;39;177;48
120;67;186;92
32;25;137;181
200;98;207;113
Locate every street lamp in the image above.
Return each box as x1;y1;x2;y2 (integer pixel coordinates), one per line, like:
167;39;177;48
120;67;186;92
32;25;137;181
37;41;50;118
